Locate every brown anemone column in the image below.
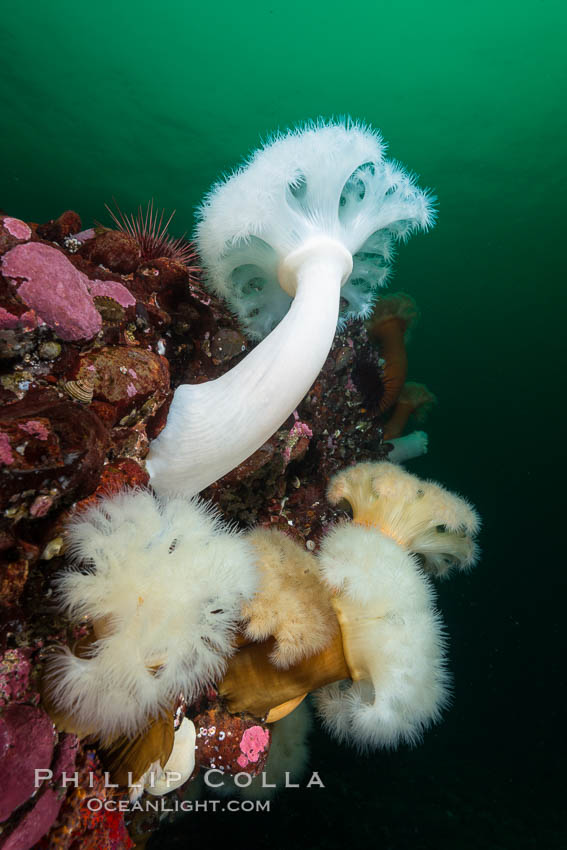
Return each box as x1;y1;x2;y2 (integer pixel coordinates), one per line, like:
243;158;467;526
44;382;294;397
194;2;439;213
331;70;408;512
218;630;350;721
365;293;418;414
383;382;437;441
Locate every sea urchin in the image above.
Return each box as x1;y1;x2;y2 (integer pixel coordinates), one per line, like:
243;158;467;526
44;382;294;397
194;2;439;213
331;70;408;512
106;199;199;269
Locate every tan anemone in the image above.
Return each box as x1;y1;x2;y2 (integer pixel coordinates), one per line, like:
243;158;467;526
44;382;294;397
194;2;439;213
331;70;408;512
365;293;419;413
241;527;338;668
327;461;480;576
220;518;452;751
219;462;478;731
383;382;437;441
219;528;345;720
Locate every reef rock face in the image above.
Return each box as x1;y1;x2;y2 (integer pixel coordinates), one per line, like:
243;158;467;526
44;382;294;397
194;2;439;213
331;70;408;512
0;704;56;821
193;705;271;775
0;206;391;848
0;392;110;512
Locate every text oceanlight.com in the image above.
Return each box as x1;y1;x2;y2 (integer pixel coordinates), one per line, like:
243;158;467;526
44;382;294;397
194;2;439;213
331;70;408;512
86;799;271;813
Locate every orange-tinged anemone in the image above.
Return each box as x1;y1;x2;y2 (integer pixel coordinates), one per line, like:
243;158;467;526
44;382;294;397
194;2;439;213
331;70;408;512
327;461;480;576
365;292;419;414
220;528;343;720
221;514;454;751
219;461;479;732
383;381;437;441
219;464;479;734
241;528;338;669
312;462;480;749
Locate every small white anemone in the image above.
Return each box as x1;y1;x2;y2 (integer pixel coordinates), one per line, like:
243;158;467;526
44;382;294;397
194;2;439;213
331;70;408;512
387;430;429;463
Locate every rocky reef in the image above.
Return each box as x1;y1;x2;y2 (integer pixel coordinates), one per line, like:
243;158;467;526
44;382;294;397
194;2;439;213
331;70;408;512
0;207;413;848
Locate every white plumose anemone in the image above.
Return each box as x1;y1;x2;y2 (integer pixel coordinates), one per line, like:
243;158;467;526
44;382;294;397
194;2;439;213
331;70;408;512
147;119;434;497
315;523;450;750
197;120;434;336
44;490;257;745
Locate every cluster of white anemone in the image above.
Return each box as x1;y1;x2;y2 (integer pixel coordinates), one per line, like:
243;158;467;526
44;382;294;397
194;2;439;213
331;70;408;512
45;121;480;794
47;461;479;757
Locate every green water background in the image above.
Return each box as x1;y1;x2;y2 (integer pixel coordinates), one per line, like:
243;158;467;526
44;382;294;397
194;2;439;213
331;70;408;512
2;1;566;846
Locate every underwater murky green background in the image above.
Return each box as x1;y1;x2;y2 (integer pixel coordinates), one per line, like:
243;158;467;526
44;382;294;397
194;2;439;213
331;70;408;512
2;1;566;847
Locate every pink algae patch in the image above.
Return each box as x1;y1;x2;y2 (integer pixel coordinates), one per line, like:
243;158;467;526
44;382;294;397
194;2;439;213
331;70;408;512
2;217;31;241
0;306;20;330
283;420;313;464
0;432;14;465
1;243;102;341
18;420;49;440
0;306;38;331
88;278;136;308
1;243;136;342
70;228;95;243
126;382;137;397
236;725;270;769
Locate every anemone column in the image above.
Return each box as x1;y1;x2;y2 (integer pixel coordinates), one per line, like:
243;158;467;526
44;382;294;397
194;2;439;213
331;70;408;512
147;122;434;497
